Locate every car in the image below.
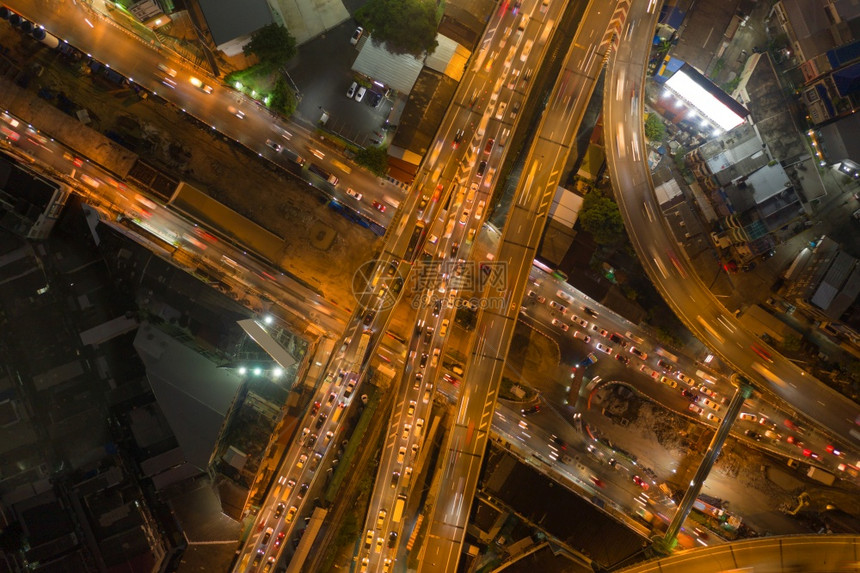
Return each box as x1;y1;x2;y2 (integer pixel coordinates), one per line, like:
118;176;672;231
640;365;659;379
615;354;630;365
161;76;177;89
413;373;423;390
285;478;296;490
307;433;317;447
677;372;695;385
312;401;322;415
570;314;588;328
699;385;716;398
495;101;507;119
681;388;699;402
375;536;384;553
688;403;704;415
629;347;647;360
609;332;625;345
424;325;435;343
355;86;367;102
484;137;496;155
388;530;398;548
285;505;298;522
298;482;309;499
415;417;424;436
227;105;245;119
452;129;465;149
315;412;328;428
390;471;400;488
369;91;384;107
595;342;613;355
274;531;285;548
274;502;286;519
423;384;433;403
632;475;650;490
551;318;569;331
189;76;213;93
419;353;428;369
365;529;374;549
411;443;420;457
549;300;567;314
739;413;757;422
657;359;675;372
401;424;412;440
309;452;323;471
751;343;773;362
431;347;440;367
459;208;471;224
662;376;678;389
297;454;307;468
583;306;599;317
345;379;356;397
707;412;722;423
573;330;591;343
397;446;406;464
527;290;546;303
324;430;334;444
265;139;282;152
407;400;416;417
351;26;364;45
372;200;386;212
477;160;488;177
253;549;264;567
157;63;177;77
510;100;521;119
439;319;449;338
346;81;358;98
744;429;761;440
592;325;609;337
701;398;720;410
377;509;388;529
383;558;393;573
360;557;370;573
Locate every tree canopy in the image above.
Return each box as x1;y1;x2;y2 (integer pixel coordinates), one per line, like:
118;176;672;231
644;113;666;142
355;145;389;176
269;77;296;116
579;192;626;246
356;0;439;57
243;24;296;67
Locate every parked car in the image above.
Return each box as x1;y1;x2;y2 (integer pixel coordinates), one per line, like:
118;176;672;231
351;27;364;45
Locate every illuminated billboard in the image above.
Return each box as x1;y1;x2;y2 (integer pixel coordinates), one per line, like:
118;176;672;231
665;64;749;131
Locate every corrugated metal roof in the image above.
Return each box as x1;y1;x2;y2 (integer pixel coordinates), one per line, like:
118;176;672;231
352;35;424;94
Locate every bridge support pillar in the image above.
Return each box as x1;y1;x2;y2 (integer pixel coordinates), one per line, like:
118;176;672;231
652;375;754;554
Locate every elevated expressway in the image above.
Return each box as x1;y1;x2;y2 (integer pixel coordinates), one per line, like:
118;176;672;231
603;1;860;446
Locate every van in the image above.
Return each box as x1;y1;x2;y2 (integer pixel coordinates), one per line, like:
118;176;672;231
696;370;718;384
391;495;406;523
625;331;645;345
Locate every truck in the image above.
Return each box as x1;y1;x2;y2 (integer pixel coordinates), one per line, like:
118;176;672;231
308;163;339;185
391;494;407;523
807;467;836;486
351;330;372;367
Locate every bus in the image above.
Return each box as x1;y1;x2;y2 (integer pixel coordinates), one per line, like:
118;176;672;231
391;495;407;523
330;158;352;174
655;348;678;363
407;221;426;257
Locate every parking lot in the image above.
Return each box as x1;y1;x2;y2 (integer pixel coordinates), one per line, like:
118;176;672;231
287;21;394;147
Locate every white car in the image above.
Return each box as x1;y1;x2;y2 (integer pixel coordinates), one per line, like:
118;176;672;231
591;325;609;337
355;86;367;102
595;342;613;355
351;26;364;45
345;187;363;200
548;300;567;314
265;139;282;152
573;330;591;343
570;314;589;329
401;424;412;440
551;318;569;332
495;101;507;119
346;81;358;98
397;446;406;464
227;105;245;119
556;290;574;303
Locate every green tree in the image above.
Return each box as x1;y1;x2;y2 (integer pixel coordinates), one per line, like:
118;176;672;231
780;334;802;353
269;77;296;116
355;145;389;176
644;113;666;142
356;0;439;57
243;24;296;66
579;192;626;246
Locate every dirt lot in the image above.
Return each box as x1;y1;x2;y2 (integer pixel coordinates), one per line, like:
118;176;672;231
0;27;379;310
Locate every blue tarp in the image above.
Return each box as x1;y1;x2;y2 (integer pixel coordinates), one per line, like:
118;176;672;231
832;62;860;96
659;5;686;30
826;40;860;69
